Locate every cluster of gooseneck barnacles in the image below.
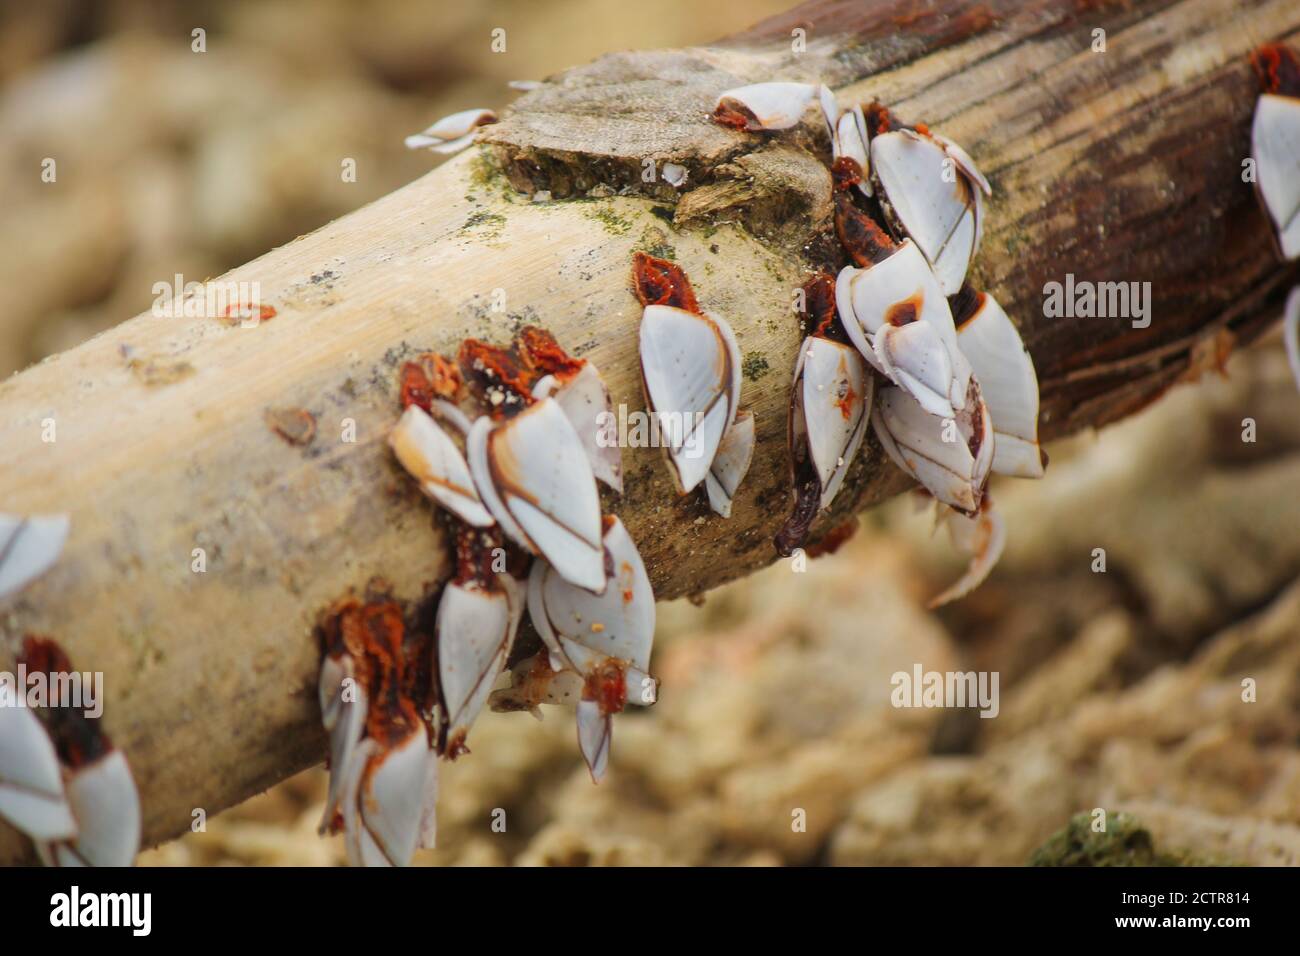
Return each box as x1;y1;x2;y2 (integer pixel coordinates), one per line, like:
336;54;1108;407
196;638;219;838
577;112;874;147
711;80;1048;605
317;326;659;865
1;46;1296;870
355;77;1052;869
0;631;140;866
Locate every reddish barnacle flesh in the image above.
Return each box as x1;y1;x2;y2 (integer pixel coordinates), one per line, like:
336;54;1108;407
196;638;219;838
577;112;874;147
864;101;894;137
967;391;986;456
518;325;585;380
444;731;470;760
631;251;701;314
834;380;859;420
831;156;863;192
455;327;589;417
834;193;897;266
19;634;73;678
586;660;629;715
319;594;422;754
401;627;437;728
949;284;986;329
452;522;514;590
1251;43;1300;95
400;352;462;412
885;295;922;327
18;636;111;770
457;338;536;417
712;102;752;130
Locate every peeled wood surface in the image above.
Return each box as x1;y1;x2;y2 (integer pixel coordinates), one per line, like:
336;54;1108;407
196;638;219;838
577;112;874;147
1;0;1298;860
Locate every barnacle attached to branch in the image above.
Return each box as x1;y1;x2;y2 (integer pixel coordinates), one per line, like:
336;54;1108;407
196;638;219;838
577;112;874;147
1249;43;1300;261
16;637;141;868
319;324;660;864
633;253;753;512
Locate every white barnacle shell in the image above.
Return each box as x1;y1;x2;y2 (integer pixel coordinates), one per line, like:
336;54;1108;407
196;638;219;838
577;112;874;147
956;293;1045;478
404;108;498;155
526;516;657;782
931;132;992;198
467;398;606;592
532;362;623;494
527;517;655;680
928;497;1007;608
715;82;820;131
639;304;743;494
832;105;872;198
873;320;960;421
435;578;520;751
870;128;985;294
1252;92;1300;260
318;651;369;833
1284;285;1300;394
416;738;439;852
0;704;77;843
389;405;495;527
576;698;612;783
38;750;141;867
791;336;872;510
341;731;434;867
705;411;756;519
873;379;993;515
818;84;840;137
0;513;70;602
662;163;689;188
835;242;970;417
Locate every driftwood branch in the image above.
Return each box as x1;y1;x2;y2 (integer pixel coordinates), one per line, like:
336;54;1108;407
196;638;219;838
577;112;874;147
1;0;1297;861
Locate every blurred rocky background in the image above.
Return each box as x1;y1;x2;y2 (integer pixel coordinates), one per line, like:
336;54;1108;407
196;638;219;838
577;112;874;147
4;0;1299;866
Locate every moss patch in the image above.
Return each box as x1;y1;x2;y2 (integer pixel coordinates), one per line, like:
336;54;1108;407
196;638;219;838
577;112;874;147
584;204;635;236
462;210;506;239
636;225;676;261
1030;812;1227;867
742;353;771;382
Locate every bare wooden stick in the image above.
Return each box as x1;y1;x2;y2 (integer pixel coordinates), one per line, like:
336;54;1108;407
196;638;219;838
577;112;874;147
1;0;1297;861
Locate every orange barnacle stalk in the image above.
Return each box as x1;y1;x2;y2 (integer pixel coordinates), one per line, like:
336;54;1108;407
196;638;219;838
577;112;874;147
802;272;841;340
834;192;898;267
